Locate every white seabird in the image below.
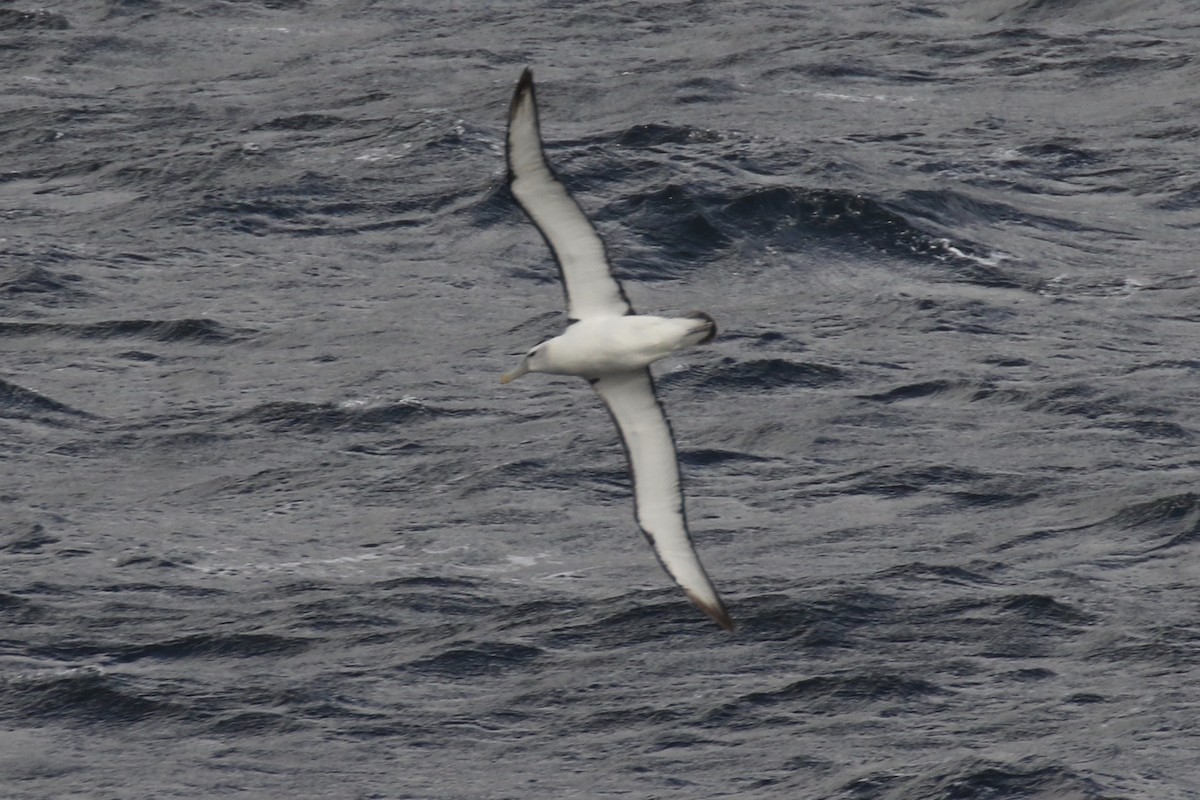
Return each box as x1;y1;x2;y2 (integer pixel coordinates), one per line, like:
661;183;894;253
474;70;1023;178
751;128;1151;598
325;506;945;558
500;69;733;632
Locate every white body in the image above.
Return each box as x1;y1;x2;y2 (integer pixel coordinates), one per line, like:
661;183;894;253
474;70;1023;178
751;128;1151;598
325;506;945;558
512;315;714;380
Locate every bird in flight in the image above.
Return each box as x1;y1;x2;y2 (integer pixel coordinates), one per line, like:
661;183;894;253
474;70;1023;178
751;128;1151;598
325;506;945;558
500;69;733;631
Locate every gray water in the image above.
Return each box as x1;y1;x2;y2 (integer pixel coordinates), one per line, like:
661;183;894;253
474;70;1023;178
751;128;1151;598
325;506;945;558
2;1;1199;798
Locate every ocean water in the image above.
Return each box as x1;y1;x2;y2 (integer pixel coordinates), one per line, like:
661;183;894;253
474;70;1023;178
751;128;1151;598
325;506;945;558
2;1;1199;798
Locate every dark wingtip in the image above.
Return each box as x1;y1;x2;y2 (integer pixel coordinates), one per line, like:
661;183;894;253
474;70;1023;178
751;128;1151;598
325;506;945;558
712;609;736;633
687;591;735;632
686;310;717;345
507;68;537;185
512;67;534;112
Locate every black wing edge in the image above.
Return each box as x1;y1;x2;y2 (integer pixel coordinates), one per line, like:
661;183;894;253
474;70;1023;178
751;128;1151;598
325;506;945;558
685;311;718;345
504;67;636;317
589;370;735;632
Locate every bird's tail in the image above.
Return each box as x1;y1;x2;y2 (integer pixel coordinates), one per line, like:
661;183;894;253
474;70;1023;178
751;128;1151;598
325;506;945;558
683;311;717;345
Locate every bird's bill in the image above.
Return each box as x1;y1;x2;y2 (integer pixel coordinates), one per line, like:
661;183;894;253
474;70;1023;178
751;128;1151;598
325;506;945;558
500;359;530;384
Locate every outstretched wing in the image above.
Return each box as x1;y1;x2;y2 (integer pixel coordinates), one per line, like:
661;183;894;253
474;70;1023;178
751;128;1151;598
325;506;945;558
507;69;633;321
590;369;733;631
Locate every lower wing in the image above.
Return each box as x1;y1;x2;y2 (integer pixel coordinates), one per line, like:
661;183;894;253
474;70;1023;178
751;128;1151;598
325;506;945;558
590;369;733;631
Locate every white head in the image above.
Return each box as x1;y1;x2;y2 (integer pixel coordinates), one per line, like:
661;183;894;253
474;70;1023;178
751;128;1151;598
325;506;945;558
500;342;548;384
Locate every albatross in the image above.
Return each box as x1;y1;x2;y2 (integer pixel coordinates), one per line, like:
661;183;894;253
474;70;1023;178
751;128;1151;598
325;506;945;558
500;68;733;632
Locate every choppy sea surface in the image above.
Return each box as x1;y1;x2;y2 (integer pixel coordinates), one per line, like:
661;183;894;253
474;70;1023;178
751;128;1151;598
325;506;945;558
3;2;1199;798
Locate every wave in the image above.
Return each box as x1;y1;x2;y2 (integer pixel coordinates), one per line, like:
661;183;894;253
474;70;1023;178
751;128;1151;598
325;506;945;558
662;357;846;392
227;398;436;434
711;670;946;721
4;667;188;726
403;641;543;678
0;378;94;422
111;632;309;663
601;182;1009;283
0;317;243;343
0;265;88;307
837;756;1114;799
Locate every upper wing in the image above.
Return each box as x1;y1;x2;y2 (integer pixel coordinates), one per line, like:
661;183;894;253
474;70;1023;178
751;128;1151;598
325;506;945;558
590;369;733;631
507;69;633;321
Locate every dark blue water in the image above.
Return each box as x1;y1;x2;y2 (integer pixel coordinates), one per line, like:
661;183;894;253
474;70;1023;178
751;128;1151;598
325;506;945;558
3;2;1199;798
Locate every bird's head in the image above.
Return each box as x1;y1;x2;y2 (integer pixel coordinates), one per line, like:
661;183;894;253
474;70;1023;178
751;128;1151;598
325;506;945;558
500;342;548;384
